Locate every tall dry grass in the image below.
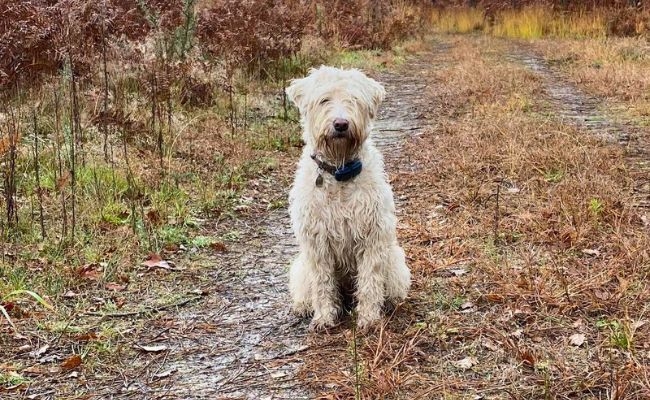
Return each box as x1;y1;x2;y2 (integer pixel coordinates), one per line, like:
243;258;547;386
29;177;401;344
429;5;649;39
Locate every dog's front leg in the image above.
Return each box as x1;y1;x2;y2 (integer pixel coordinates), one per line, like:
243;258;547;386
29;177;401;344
355;245;387;330
307;248;340;331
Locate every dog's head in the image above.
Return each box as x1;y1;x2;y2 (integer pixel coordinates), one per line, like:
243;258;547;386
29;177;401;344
286;66;385;165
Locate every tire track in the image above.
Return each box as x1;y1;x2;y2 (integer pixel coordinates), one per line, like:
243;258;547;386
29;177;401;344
510;47;650;215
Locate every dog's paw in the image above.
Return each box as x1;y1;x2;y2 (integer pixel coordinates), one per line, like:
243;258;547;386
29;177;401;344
308;316;339;332
292;302;312;318
356;312;382;332
308;308;339;332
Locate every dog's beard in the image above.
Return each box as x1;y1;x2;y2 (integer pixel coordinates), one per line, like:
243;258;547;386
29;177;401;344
318;129;362;167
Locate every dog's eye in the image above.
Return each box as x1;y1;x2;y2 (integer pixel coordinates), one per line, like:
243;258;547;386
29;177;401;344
319;98;330;105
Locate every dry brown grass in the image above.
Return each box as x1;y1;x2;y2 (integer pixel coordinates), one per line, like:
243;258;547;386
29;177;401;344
302;35;650;399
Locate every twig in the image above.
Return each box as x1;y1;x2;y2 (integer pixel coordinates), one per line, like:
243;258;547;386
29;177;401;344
493;178;502;244
262;345;311;361
84;295;203;320
378;127;421;132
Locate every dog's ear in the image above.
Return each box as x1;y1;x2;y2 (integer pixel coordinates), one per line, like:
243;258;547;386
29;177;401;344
364;76;386;119
286;76;308;112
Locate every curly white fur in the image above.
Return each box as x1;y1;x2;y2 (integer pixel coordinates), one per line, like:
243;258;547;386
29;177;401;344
286;66;411;331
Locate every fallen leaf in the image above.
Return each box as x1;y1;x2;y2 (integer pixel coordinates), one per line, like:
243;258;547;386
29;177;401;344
29;345;49;358
481;339;498;352
1;301;15;312
594;289;610;300
153;368;177;379
135;344;168;353
75;332;98;342
632;320;646;330
61;355;82;370
581;248;600;257
569;333;585;347
77;264;102;280
66;371;80;379
105;282;126;292
520;350;536;367
454;356;478;370
210;242;228;253
38;354;63;364
485;293;504;303
22;365;48;375
141;253;179;270
189;288;208;296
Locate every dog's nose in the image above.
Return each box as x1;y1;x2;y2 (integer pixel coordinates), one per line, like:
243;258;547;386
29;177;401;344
333;118;349;132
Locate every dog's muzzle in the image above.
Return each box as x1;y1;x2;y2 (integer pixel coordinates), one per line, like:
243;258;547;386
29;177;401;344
330;118;350;139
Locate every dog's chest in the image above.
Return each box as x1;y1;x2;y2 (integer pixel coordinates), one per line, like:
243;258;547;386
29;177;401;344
312;180;376;242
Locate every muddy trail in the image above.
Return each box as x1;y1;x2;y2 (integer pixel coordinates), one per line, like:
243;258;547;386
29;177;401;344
103;45;447;399
509;46;650;213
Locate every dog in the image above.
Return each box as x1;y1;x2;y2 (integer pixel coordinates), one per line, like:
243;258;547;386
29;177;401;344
285;66;411;331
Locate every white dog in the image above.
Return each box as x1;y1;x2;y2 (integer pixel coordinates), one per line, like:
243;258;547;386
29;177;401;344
286;66;411;331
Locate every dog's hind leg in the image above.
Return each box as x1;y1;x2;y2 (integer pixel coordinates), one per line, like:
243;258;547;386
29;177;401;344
384;244;411;306
289;252;312;317
355;245;387;329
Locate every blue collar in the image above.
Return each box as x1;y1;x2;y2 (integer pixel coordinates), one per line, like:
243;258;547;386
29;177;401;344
311;154;363;183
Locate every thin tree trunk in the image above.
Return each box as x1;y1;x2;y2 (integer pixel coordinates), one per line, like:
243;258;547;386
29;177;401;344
101;0;110;162
69;54;78;240
53;91;67;238
33;109;46;239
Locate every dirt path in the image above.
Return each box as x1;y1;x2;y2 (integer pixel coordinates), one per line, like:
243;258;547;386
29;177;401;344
114;43;447;400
